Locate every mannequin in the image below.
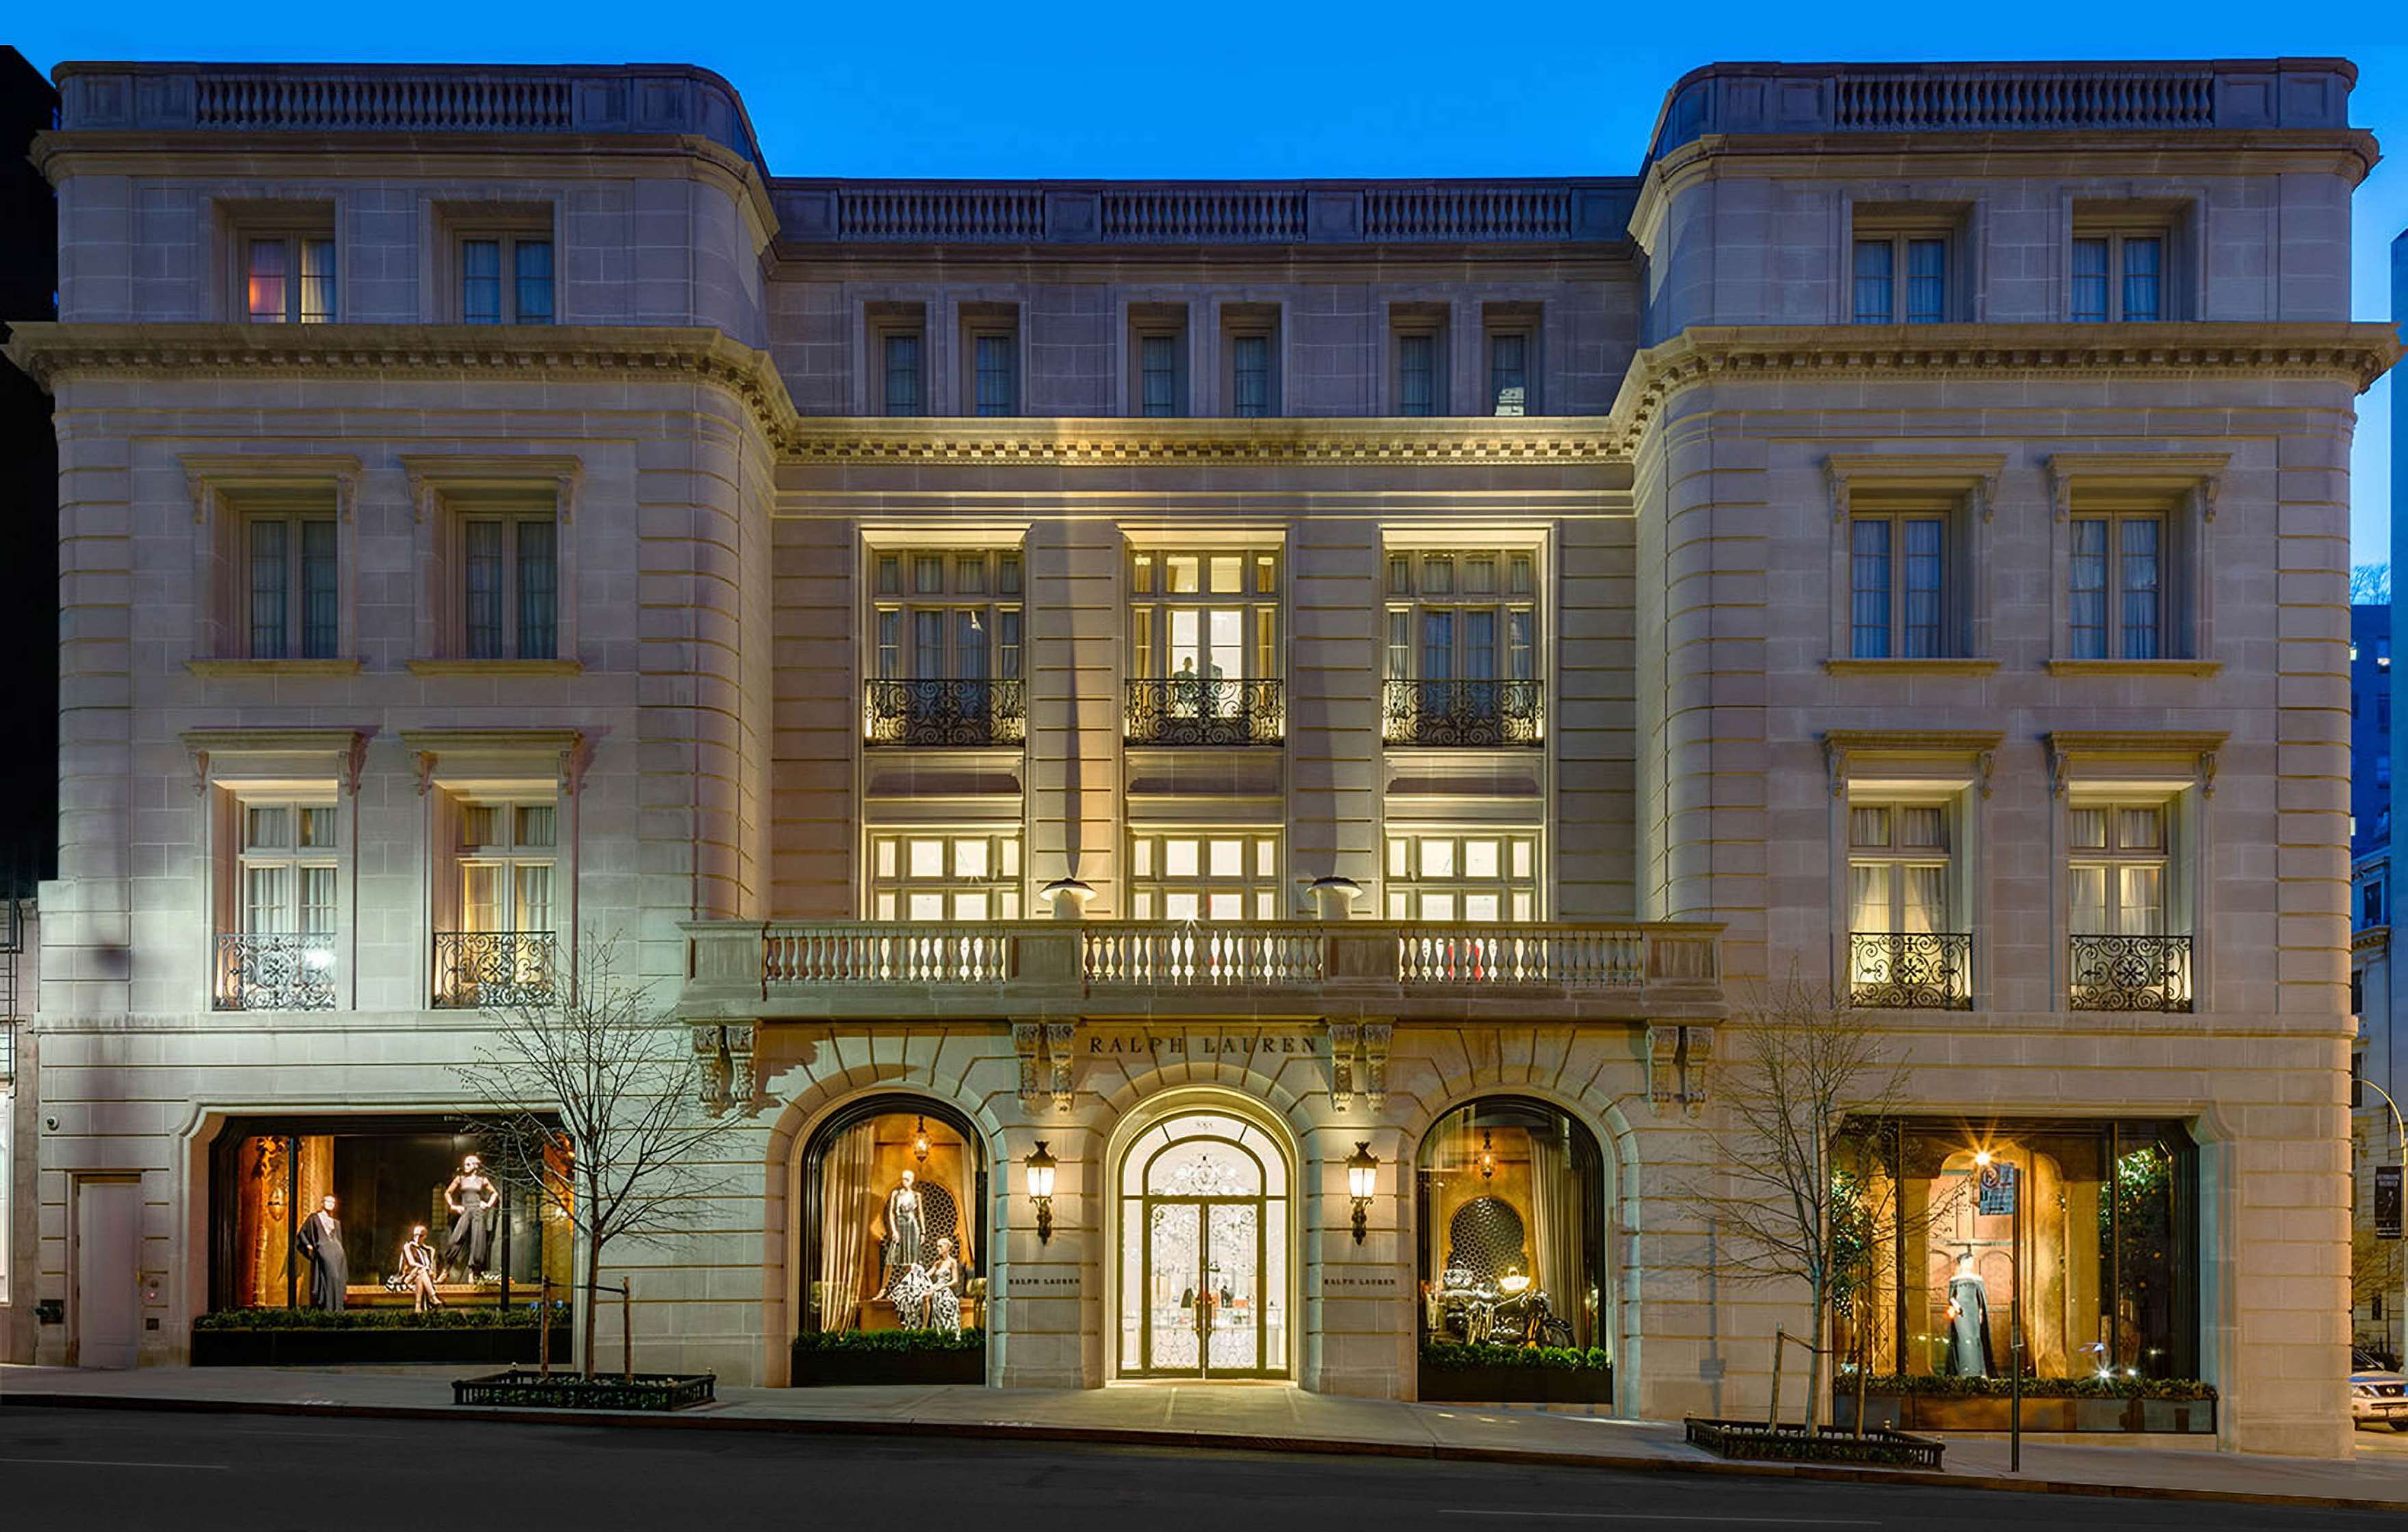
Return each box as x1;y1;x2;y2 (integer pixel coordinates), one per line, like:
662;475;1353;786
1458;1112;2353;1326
926;1237;963;1336
1944;1251;1993;1377
882;1169;925;1293
296;1194;348;1312
400;1225;442;1313
443;1154;499;1280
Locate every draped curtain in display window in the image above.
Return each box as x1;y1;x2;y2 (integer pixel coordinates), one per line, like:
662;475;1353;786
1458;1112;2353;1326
815;1118;876;1333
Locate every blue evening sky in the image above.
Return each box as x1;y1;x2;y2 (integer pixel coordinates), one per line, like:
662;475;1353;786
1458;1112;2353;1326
16;5;2408;561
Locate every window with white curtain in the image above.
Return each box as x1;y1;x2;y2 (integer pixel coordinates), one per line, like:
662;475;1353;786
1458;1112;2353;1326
1851;234;1950;323
244;233;335;323
2071;230;2165;322
2069;803;2169;935
237;800;341;940
871;549;1023;683
1848;512;1950;659
2069;513;2165;659
244;509;340;660
1848;803;1951;936
457;800;558;936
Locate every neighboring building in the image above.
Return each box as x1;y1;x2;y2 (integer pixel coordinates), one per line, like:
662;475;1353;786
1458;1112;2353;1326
2357;603;2392;856
2353;847;2401;1362
0;42;56;1368
5;57;2396;1456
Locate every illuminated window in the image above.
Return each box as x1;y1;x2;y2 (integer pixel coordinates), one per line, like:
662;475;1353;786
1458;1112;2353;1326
2069;803;2170;936
1385;830;1539;922
868;830;1022;921
245;234;335;323
1129;830;1281;921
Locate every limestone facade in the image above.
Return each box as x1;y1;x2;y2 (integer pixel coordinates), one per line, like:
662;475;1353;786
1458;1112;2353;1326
3;57;2399;1456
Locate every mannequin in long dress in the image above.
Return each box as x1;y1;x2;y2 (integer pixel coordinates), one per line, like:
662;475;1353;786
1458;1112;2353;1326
443;1154;499;1280
881;1170;925;1296
296;1195;348;1313
1944;1252;1993;1377
925;1237;963;1336
400;1225;442;1313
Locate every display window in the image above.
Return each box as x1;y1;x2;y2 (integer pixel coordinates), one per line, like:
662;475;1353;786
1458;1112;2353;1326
207;1115;568;1313
799;1096;986;1338
1416;1098;1606;1356
1835;1118;2199;1381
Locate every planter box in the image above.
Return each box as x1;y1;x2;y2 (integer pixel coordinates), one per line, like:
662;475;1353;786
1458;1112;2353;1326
1418;1363;1614;1404
1833;1391;2216;1435
192;1325;568;1369
454;1370;715;1411
789;1345;986;1387
1686;1418;1944;1468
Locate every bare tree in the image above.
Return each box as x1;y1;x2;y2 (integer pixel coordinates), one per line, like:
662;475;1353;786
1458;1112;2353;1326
1687;972;1914;1430
461;938;740;1377
2354;562;2392;605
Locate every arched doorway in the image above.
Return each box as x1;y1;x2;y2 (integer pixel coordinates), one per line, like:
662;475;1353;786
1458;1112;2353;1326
1115;1107;1292;1379
794;1094;988;1384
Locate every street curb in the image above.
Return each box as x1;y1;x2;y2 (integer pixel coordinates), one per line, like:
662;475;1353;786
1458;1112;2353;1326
3;1389;2400;1515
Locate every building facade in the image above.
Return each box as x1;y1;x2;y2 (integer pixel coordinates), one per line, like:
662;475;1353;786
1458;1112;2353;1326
5;57;2397;1456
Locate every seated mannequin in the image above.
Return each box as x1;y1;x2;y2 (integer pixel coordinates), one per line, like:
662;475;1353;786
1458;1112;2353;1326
925;1237;963;1336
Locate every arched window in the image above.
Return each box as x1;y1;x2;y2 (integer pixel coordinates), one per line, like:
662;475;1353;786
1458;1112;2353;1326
797;1095;988;1373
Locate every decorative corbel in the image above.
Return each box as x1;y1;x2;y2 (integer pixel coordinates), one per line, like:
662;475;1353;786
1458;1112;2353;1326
1012;1022;1045;1111
339;732;369;797
556;736;594;797
332;461;363;524
1824;455;1851;525
1644;1025;1678;1110
413;750;439;797
692;1024;731;1113
555;462;584;526
1679;1025;1716;1113
187;746;211;799
1822;735;1848;798
1328;1021;1360;1111
2046;459;2074;521
185;470;214;527
2198;748;2219;797
1045;1019;1077;1112
1359;1022;1392;1110
1974;467;2002;525
724;1025;759;1115
2192;474;2221;525
1974;749;1995;801
2047;739;2071;798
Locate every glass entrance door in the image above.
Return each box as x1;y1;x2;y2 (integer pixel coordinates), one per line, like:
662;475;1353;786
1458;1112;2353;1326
1118;1111;1289;1379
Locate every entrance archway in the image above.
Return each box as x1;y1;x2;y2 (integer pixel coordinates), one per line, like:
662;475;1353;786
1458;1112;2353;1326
1114;1106;1292;1379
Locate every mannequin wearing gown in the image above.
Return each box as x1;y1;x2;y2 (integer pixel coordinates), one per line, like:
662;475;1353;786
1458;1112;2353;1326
400;1226;442;1313
1944;1252;1993;1377
925;1237;963;1335
443;1154;499;1279
296;1196;348;1313
882;1170;926;1296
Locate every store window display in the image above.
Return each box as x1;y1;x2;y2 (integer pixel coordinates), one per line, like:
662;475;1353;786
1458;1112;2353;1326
1416;1098;1606;1357
1833;1119;2198;1380
207;1115;568;1313
800;1098;986;1339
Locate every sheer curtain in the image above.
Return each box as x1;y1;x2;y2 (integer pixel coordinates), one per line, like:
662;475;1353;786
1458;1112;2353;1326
816;1122;877;1332
1525;1128;1584;1347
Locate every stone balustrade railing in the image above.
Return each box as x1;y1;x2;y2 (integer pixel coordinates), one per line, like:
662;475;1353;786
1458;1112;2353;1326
683;919;1723;1023
1648;59;2355;161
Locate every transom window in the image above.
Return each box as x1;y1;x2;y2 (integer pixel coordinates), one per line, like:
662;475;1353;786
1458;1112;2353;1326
460;507;559;660
1385;831;1539;921
245;509;339;660
2069;514;2164;659
1129;832;1281;922
869;831;1023;921
2071;231;2164;323
458;801;557;935
1847;804;1951;934
461;234;554;325
1849;513;1948;658
239;801;340;938
1130;551;1279;683
872;549;1023;682
2070;803;2169;935
1384;551;1538;683
246;234;335;324
1852;235;1948;324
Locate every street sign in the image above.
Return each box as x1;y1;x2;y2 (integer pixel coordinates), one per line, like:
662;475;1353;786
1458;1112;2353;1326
1979;1161;2018;1216
2378;1165;2403;1240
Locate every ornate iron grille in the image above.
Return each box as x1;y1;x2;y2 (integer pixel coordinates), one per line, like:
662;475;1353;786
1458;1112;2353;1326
1125;678;1284;746
2068;934;2193;1012
433;931;560;1009
214;933;337;1012
1382;679;1543;747
863;678;1025;747
1848;932;1972;1009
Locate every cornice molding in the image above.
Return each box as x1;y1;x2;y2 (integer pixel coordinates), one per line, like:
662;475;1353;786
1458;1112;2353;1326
2043;728;2230;797
1820;728;2006;799
783;416;1620;465
1608;323;2402;454
400;727;590;796
1824;452;2007;524
179;726;375;797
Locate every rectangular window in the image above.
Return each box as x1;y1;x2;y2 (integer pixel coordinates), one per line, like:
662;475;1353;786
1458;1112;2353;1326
460;233;553;324
1128;830;1280;922
867;830;1022;921
1906;239;1947;323
1848;514;1949;659
218;794;342;1009
2069;514;2165;659
1846;800;1965;1005
1231;334;1270;418
1489;332;1529;415
2069;802;2170;934
460;509;560;661
245;513;340;660
1853;239;1895;324
864;547;1026;744
883;332;923;417
2073;230;2169;322
1396;332;1439;417
1384;549;1543;744
246;235;335;324
973;331;1017;417
1140;334;1180;417
1384;830;1540;922
1855;232;1950;324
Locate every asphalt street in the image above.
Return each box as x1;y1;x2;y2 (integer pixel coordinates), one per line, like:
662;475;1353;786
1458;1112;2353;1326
0;1405;2391;1531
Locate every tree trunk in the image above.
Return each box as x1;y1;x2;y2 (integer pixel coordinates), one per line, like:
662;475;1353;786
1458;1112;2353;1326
581;1169;603;1379
1805;1287;1830;1430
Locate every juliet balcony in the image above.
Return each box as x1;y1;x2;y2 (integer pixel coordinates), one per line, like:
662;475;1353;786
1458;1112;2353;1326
432;930;560;1009
1847;932;1973;1009
2068;934;2193;1013
677;919;1724;1025
213;932;337;1012
865;678;1026;748
1125;678;1285;747
1383;679;1543;748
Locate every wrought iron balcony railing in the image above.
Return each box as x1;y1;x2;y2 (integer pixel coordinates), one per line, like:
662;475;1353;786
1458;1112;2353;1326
214;932;338;1012
1383;678;1543;747
1848;932;1973;1009
1125;678;1285;745
2068;933;2193;1013
432;930;560;1009
864;678;1026;747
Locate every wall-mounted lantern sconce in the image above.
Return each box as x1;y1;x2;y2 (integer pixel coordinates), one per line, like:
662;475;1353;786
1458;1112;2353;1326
1025;1141;1058;1244
1346;1141;1378;1244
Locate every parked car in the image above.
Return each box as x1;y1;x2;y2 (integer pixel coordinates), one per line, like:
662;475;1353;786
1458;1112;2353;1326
2352;1348;2408;1431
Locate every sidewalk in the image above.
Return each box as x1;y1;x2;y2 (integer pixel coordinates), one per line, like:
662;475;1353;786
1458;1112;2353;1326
8;1362;2408;1511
